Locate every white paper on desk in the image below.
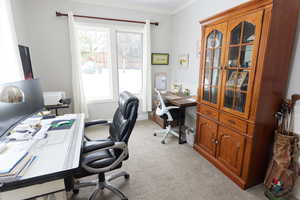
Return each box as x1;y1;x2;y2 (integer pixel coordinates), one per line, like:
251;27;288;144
13;124;31;132
21;116;42;125
46;132;67;146
8;132;32;140
56;114;77;120
0;146;28;174
34;124;50;140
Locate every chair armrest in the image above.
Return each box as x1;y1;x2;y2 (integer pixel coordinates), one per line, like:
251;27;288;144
84;120;110;128
83;140;114;153
84;120;111;141
81;142;128;174
167;106;179;111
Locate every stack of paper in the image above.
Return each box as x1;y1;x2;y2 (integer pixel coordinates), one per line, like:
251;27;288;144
0;143;35;183
0;155;35;183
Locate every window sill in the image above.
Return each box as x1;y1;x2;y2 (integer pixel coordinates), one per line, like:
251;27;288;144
87;93;142;105
87;99;117;105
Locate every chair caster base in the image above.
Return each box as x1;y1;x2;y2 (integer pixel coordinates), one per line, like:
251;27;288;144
99;185;105;190
73;189;79;194
124;174;130;179
76;172;130;200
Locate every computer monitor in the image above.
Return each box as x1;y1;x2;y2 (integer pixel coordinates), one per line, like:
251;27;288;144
0;79;44;137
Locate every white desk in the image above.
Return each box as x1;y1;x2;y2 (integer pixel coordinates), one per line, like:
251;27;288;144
0;114;85;200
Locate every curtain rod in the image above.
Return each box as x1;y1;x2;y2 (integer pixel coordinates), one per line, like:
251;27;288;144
56;12;159;26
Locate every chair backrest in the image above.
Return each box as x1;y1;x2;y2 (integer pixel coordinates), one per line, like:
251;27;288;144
155;89;168;116
109;91;139;145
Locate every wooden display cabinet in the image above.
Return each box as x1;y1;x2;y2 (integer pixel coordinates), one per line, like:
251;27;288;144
194;0;300;189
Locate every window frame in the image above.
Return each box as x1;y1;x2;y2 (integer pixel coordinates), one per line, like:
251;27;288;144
116;30;144;96
75;22;144;104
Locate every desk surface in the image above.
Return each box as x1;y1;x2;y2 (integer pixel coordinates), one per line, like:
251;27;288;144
162;92;197;107
45;104;70;109
0;114;85;192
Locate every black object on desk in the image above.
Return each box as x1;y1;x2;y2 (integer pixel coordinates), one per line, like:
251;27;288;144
42;114;56;119
48;119;75;131
45;104;70;116
45;98;71;116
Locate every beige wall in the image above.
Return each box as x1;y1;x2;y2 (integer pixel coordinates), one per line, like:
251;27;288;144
11;0;172;120
11;0;300;196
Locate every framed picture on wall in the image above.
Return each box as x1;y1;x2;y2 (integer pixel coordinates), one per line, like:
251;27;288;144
151;53;169;65
179;54;189;68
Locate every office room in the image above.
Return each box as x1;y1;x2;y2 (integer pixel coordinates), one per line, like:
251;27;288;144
1;0;300;199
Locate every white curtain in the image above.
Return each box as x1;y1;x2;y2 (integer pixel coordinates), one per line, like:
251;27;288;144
68;12;89;118
142;20;152;112
0;0;23;84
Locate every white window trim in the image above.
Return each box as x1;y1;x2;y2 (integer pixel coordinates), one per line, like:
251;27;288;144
0;0;24;83
76;22;144;104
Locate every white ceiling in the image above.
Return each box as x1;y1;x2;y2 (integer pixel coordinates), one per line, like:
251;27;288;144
71;0;196;15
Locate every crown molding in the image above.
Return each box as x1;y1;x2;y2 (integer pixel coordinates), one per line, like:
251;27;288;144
70;0;198;15
70;0;173;15
171;0;197;15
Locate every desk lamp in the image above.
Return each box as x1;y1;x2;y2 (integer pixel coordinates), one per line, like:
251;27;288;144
0;85;25;104
0;85;25;153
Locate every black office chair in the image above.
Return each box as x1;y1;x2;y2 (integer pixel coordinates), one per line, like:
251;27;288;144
71;91;139;200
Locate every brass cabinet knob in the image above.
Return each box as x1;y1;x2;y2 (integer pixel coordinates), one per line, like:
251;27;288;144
212;139;219;144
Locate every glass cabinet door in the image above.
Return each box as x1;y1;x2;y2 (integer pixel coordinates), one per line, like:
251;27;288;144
220;11;263;118
200;23;227;108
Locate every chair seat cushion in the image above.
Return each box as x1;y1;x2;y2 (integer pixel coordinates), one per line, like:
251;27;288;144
83;140;114;153
74;150;122;179
160;109;182;120
82;149;116;168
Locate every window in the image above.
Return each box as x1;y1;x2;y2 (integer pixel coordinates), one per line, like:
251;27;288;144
0;0;23;84
77;24;143;102
78;27;113;101
117;31;143;94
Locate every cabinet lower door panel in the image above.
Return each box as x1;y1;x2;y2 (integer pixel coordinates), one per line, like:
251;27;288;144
216;126;245;176
196;117;217;156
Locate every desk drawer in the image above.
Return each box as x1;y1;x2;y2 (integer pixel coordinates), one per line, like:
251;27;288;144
220;113;247;133
199;105;218;120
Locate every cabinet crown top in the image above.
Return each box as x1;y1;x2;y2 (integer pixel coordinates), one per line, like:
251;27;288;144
199;0;273;25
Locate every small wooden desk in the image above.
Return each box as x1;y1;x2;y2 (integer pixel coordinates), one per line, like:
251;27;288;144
0;114;85;200
160;92;197;144
45;104;70;116
165;95;197;107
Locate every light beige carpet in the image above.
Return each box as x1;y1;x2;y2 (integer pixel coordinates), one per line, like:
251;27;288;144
71;120;266;200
